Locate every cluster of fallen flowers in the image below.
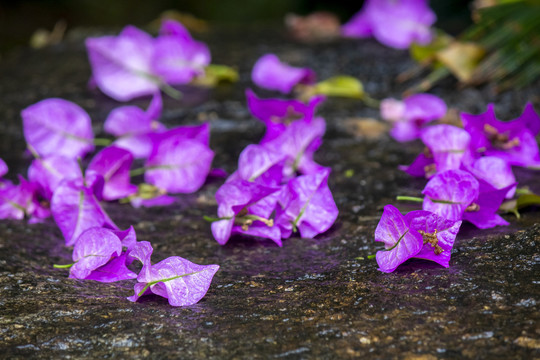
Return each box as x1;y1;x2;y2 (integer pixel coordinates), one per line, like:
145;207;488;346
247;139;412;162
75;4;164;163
373;94;540;272
0;20;222;307
208;89;338;246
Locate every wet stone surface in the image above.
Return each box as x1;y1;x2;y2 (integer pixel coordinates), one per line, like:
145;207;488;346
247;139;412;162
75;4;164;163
0;25;539;359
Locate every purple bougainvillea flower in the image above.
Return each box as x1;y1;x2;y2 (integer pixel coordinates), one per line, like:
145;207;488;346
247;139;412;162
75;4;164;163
28;155;83;201
151;19;210;85
87;146;137;201
251;54;316;94
235;144;286;186
0;176;37;220
86;25;159;101
21;98;94;158
144;126;214;193
0;158;7;178
70;227;137;282
461;103;540;167
51;174;118;246
130;194;177;208
246;89;325;143
399;153;435;178
263;116;326;176
462;181;513;229
211;179;280;246
381;94;447;142
465;156;516;199
342;0;436;49
406;210;461;268
421;124;473;174
422;169;479;221
275;167;338;239
105;92;165;158
374;205;424;273
127;241;219;306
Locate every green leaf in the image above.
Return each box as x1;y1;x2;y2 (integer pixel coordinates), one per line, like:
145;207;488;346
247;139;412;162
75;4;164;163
517;194;540;209
313;76;364;99
192;64;239;87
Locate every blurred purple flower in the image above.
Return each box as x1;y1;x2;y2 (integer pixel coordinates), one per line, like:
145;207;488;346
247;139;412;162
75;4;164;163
151;19;211;85
86;26;159;101
251;54;316;94
127;241;219;306
399;153;434;178
144;125;214;193
21;98;94;159
28;155;83;201
105;92;165;159
406;210;461;268
246;89;325;143
422;169;479;221
275;167;338;239
0;176;38;220
87;146;137;201
342;0;436;49
381;94;447;142
464;156;516;199
421;124;473;174
461;103;540;167
374;205;423;273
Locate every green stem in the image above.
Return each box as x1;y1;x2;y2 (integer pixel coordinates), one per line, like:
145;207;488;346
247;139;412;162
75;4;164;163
203;215;232;223
138;271;202;296
396;196;424;203
93;138;113;146
53;263;74;269
159;82;182;100
27;144;40;159
362;94;380;108
367;254;376;259
129;167;147;177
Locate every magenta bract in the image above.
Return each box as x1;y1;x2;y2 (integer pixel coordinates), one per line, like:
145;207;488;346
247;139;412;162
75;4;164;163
251;54;315;94
421;124;472;174
127;241;219;306
21;98;94;159
151;20;210;85
51;176;118;246
86;26;159;101
246;89;325;143
422;170;479;221
236;144;286;186
462;181;513;229
0;176;37;220
263;116;326;176
211;179;280;245
461;103;540;167
28;155;83;201
70;227;137;282
342;0;436;49
374;205;424;273
276;167;338;239
144;126;214;193
465;156;516;199
382;94;447;142
406;210;461;268
87;146;137;201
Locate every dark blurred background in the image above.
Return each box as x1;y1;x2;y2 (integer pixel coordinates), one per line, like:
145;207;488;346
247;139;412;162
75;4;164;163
0;0;473;54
